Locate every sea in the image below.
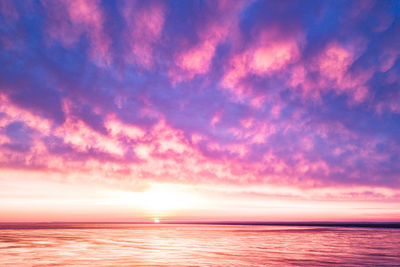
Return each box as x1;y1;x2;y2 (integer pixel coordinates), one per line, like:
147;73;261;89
0;223;400;266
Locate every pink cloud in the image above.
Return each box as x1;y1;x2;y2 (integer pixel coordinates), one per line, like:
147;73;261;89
210;109;223;127
287;40;374;103
42;0;111;66
121;0;165;69
322;41;372;102
176;40;217;78
222;34;300;99
169;2;247;83
250;41;299;75
2;97;400;212
318;42;354;80
0;94;52;135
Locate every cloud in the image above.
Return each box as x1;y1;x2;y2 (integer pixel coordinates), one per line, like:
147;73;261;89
221;35;300;97
120;0;166;69
168;1;246;82
0;0;399;204
42;0;111;66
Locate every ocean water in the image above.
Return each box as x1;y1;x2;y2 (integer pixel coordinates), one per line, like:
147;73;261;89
0;224;400;266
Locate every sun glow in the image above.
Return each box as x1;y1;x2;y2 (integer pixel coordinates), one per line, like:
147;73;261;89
138;183;201;215
104;183;202;217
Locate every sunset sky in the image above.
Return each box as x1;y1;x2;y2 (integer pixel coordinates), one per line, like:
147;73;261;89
1;0;400;222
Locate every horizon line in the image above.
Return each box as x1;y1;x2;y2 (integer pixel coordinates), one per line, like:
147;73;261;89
1;221;400;229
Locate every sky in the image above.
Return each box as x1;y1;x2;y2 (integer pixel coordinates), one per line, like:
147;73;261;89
0;0;400;222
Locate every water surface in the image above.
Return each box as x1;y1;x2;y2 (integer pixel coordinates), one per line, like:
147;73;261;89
1;224;399;266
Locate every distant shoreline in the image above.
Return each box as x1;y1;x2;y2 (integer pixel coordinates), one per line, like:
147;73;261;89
1;221;400;229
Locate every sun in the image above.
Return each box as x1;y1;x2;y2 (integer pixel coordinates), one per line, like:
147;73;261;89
153;218;160;223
